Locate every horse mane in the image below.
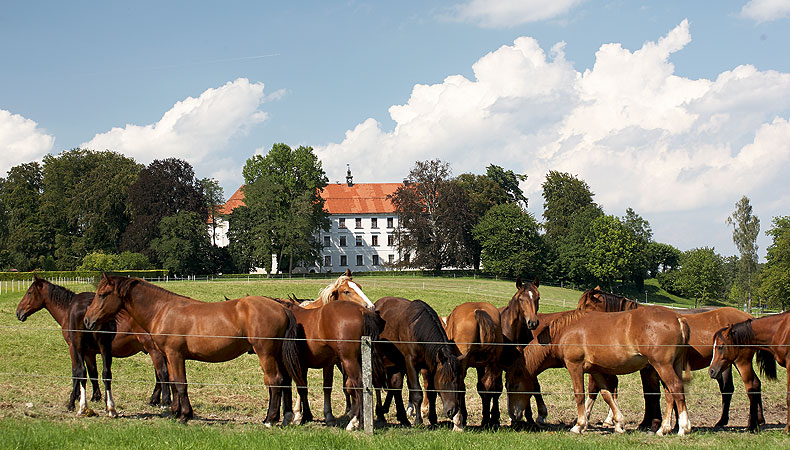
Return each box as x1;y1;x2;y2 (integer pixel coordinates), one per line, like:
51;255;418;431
522;339;553;375
408;300;460;382
547;309;587;341
578;288;639;312
315;274;352;306
109;275;192;301
45;281;77;309
725;320;755;346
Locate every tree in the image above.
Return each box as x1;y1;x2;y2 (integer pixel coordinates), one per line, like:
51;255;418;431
646;242;682;277
0;162;48;271
240;143;329;274
758;216;790;310
726;196;760;311
676;247;726;307
472;203;543;278
41;149;141;269
389;160;474;272
150;211;212;276
200;177;225;247
541;170;598;244
622;208;653;291
585;215;638;289
122;158;206;262
454;173;508;271
486;164;528;208
227;205;269;273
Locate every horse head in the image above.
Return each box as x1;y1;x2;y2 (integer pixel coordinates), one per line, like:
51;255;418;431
709;322;753;379
84;273;134;330
433;345;465;427
318;269;374;310
15;274;46;322
512;276;540;330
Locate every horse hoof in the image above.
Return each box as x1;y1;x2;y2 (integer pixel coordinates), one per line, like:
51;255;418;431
406;405;415;418
283;412;294;426
783;425;790;434
107;409;119;418
346;416;360;431
537;415;547;426
452;411;464;432
570;424;582;434
615;424;625;434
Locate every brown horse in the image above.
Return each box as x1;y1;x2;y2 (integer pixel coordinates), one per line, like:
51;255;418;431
374;297;465;430
83;274;296;424
511;308;692;435
710;313;785;431
578;288;766;430
446;301;513;428
15;276;170;416
280;299;386;430
297;269;375;310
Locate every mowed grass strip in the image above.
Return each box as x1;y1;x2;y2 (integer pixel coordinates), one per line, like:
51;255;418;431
0;276;787;449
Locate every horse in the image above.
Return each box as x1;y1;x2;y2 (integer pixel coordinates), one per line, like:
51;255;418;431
710;313;786;431
444;302;504;428
83;273;297;425
279;299;386;431
374;297;465;431
577;288;766;431
297;269;375;310
15;275;170;416
511;307;692;435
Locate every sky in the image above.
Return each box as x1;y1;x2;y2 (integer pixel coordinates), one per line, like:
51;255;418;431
1;0;789;260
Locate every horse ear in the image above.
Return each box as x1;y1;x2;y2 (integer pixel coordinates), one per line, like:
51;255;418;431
533;277;539;287
33;273;40;281
516;277;523;289
224;295;230;301
344;268;352;278
594;285;601;291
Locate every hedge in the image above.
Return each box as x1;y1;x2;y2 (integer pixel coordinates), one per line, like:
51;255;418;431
0;270;169;282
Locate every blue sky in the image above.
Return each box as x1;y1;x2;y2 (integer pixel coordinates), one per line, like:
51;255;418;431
2;0;790;260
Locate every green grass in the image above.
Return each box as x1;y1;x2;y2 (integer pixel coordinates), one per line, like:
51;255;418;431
1;276;787;449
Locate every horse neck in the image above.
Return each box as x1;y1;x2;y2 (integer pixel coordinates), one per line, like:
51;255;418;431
751;314;789;349
40;286;72;327
123;283;179;330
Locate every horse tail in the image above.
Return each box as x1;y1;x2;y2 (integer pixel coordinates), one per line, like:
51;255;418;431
756;350;777;381
281;308;306;388
362;310;387;388
475;309;498;348
678;317;692;383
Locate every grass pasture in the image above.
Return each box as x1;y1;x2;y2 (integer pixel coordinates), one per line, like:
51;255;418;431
0;275;787;449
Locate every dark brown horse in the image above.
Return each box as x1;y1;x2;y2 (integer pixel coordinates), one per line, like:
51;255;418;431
578;288;766;430
15;276;170;416
83;274;296;424
510;308;692;435
710;313;785;431
280;299;386;431
374;297;465;430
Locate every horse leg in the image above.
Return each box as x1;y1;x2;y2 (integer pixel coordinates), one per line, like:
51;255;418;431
405;364;424;426
784;359;790;434
489;366;503;429
601;374;619;427
477;367;491;427
165;353;192;422
68;343;87;415
567;363;588;434
256;349;291;427
149;348;171;407
420;369;430;419
425;372;439;426
342;360;362;431
534;378;548;425
734;352;764;431
84;353;102;402
591;373;625;433
714;365;734;429
99;337;117;418
584;373;599;424
390;372;410;426
322;366;335;425
654;364;691;436
639;366;663;431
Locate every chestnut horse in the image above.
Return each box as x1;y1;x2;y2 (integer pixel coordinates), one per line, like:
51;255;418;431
374;297;465;430
298;269;375;310
578;288;766;430
83;274;296;424
15;276;170;416
280;299;386;431
511;308;692;435
710;313;785;431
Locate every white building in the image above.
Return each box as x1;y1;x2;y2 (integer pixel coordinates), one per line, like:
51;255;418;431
213;172;404;273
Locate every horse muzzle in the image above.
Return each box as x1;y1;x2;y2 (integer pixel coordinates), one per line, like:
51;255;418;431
527;319;539;330
83;317;97;331
16;310;27;322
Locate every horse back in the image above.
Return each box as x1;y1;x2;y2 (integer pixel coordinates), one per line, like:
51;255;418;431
446;302;502;363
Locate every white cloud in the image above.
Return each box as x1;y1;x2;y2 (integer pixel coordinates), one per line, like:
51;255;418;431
451;0;587;27
318;20;790;254
82;78;268;183
0;109;55;176
741;0;790;23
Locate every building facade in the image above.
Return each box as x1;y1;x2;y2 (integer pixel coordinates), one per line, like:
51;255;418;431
213;176;403;273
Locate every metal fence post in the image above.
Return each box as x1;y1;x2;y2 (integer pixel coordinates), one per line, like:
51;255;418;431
361;335;373;434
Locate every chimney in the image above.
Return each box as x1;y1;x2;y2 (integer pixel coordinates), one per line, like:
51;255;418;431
346;164;354;187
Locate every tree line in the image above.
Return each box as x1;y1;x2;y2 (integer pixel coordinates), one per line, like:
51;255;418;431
1;147;787;310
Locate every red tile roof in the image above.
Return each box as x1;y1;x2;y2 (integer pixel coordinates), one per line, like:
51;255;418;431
216;183;402;216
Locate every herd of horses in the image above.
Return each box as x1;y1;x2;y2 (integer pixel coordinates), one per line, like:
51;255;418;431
13;271;790;435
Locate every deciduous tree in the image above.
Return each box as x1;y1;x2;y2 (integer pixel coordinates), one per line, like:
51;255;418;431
726;196;760;311
472;203;543;278
758;216;790;310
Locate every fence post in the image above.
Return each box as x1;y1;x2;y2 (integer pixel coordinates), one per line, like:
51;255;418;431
361;335;374;434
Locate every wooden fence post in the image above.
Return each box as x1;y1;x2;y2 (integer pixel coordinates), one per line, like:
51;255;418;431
361;335;374;434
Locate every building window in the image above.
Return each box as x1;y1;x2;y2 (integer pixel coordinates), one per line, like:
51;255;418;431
388;254;394;264
323;236;330;247
339;236;347;247
356;255;363;266
387;235;394;246
339;218;346;229
355;217;362;229
371;218;378;228
387;217;394;228
355;236;363;247
404;253;411;264
371;235;379;246
340;255;347;266
373;255;379;265
324;255;331;266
